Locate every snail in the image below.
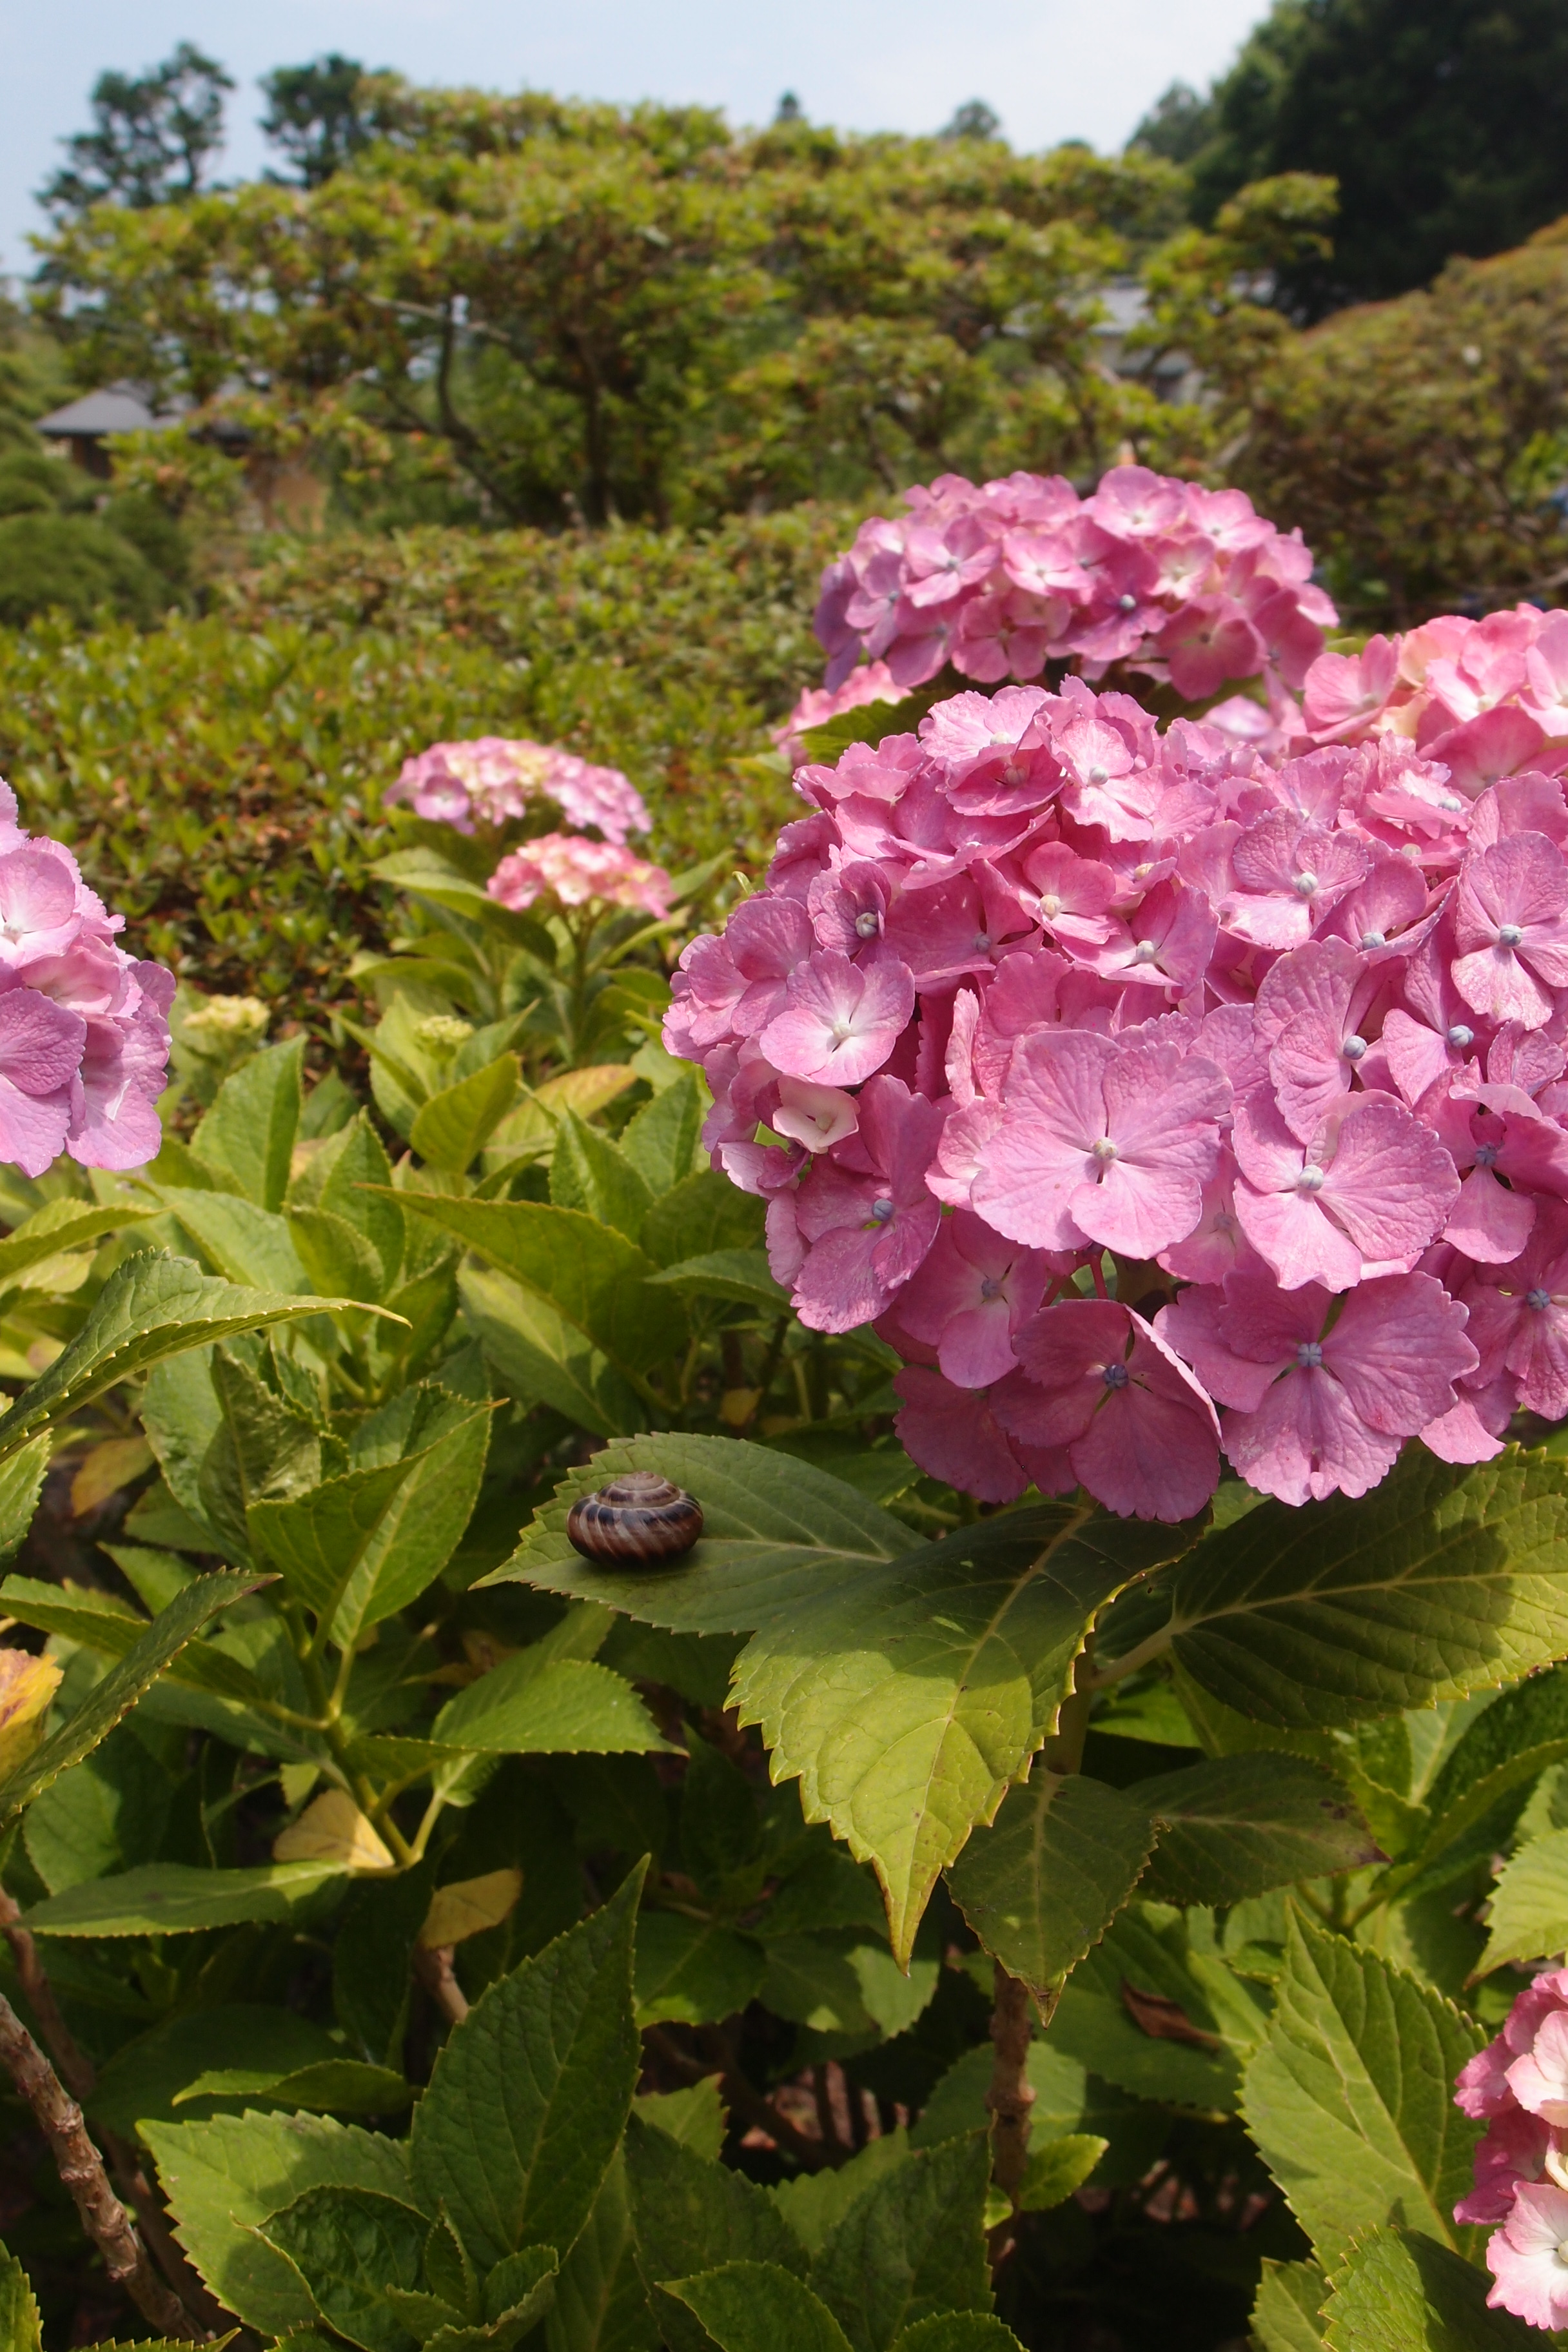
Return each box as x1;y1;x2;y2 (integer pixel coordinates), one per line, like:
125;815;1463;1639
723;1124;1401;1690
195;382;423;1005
567;1471;703;1565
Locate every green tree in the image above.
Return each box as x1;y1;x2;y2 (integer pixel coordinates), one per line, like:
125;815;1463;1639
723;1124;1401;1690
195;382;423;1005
1168;0;1568;312
260;53;379;188
38;42;233;222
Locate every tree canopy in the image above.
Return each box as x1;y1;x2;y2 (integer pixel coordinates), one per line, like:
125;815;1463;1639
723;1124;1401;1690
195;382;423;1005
1133;0;1568;312
30;92;1189;529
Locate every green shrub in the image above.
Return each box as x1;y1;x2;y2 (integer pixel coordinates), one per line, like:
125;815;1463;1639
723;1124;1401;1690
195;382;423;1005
0;507;847;1023
0;512;166;630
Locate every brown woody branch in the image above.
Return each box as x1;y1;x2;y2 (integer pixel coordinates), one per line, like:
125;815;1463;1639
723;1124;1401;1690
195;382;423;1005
0;1986;198;2337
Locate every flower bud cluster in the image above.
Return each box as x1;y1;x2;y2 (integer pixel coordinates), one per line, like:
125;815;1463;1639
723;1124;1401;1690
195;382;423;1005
1455;1970;1568;2329
667;666;1568;1521
810;464;1336;712
0;778;172;1176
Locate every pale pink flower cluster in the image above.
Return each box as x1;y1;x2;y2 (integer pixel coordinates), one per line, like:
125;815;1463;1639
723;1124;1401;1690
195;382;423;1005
1302;609;1568;788
489;834;672;919
0;779;172;1176
808;465;1335;719
665;658;1568;1520
386;736;651;845
1456;1970;1568;2329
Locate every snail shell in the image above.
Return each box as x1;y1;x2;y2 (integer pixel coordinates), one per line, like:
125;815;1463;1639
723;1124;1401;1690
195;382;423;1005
567;1471;703;1565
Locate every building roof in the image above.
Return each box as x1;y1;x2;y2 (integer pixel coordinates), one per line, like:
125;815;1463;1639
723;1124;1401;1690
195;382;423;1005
35;382;183;438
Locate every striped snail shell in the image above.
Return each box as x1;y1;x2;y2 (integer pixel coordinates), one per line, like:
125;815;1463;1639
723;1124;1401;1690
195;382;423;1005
567;1471;703;1565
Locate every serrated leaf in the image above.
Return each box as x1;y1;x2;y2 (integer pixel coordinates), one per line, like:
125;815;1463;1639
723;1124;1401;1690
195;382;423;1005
758;1936;937;2044
1164;1447;1568;1729
888;2324;1024;2352
193;1037;304;1211
634;1914;764;2027
0;1252;356;1467
619;1075;705;1197
810;2133;992;2352
0;1434;49;1567
645;1252;789;1311
1138;1756;1383;1906
1319;2224;1536;2349
1475;1827;1568;1973
0;1566;259;1821
623;2115;808;2352
433;1655;672;1756
274;1790;396;1872
734;1504;1197;1965
0;1196;157;1289
485;1433;910;1632
92;2004;346;2136
665;2264;852;2352
24;1723;170;1892
176;2061;411;2115
249;1458;423;1636
1017;2133;1107;2212
259;2184;427;2352
0;2243;41;2352
412;1056;521;1175
544;2147;657;2352
289;1206;389;1306
1252;2259;1328;2351
460;1265;647;1438
384;1192;680;1374
421;1869;524;1950
1242;1912;1485;2269
639;1170;764;1271
1387;1665;1568;1901
1050;1902;1269;2109
945;1770;1155;1996
551;1114;655;1242
633;2082;728;2162
158;1187;309;1291
23;1858;341;1936
411;1867;643;2270
765;2136;909;2260
144;2109;413;2337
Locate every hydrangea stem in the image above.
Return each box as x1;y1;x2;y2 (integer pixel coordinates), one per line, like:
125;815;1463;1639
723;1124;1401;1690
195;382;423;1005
0;1986;198;2337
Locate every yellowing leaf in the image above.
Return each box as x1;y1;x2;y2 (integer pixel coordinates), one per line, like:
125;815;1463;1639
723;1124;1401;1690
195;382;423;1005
273;1789;395;1872
70;1436;155;1519
418;1867;524;1950
0;1649;61;1779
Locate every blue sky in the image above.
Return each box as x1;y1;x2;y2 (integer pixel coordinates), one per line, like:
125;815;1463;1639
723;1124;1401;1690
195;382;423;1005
0;0;1266;280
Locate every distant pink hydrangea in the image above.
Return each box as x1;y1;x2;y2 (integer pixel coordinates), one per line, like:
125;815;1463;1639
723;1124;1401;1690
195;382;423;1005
1455;1968;1568;2329
1300;608;1568;789
387;736;651;845
0;778;172;1175
488;834;672;919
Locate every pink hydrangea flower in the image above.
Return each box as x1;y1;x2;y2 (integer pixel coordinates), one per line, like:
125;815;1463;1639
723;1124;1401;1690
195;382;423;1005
778;1075;944;1332
895;1209;1056;1387
994;1297;1220;1521
1453;1970;1568;2328
1231;1093;1458;1290
388;737;650;843
957;1029;1230;1258
1157;1269;1476;1504
487;834;672;918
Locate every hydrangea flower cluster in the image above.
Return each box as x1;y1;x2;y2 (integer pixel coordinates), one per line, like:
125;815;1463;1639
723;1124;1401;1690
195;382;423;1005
489;834;672;919
1455;1968;1568;2329
810;464;1337;714
0;778;172;1177
1302;608;1568;785
386;736;652;845
666;661;1568;1521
